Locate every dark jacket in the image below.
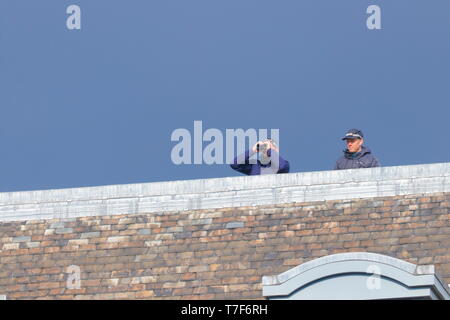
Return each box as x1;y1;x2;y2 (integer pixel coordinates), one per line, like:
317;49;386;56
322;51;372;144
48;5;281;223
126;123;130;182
334;146;380;170
230;149;290;175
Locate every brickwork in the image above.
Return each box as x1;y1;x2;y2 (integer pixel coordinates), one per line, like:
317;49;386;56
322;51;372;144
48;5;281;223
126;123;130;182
0;192;449;299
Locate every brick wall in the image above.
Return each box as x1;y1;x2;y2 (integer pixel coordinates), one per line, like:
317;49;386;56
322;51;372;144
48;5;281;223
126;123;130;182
1;191;449;300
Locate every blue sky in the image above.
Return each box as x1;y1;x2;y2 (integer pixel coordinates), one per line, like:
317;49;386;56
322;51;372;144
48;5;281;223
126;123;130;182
1;0;449;192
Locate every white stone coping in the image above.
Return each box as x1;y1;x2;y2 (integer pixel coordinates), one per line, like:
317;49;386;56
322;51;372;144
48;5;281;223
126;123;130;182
0;162;449;222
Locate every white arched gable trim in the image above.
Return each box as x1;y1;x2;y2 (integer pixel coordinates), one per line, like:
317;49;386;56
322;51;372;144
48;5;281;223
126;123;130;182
262;252;450;300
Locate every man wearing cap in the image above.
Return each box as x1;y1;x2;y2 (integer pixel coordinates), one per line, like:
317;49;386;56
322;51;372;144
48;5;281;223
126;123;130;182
334;129;380;170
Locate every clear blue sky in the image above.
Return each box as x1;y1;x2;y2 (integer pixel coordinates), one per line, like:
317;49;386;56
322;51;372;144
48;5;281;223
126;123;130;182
1;0;449;192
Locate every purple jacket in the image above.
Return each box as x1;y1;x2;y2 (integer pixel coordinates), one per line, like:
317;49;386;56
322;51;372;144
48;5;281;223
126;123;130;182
230;149;290;175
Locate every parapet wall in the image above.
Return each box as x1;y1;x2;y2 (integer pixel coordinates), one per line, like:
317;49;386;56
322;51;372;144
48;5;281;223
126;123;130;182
0;163;449;299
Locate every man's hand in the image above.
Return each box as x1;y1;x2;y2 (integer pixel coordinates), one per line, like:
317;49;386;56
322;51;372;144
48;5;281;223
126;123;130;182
253;140;279;155
266;140;279;153
252;141;263;153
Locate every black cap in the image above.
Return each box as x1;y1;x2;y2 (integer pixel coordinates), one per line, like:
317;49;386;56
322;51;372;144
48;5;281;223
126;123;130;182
341;129;364;140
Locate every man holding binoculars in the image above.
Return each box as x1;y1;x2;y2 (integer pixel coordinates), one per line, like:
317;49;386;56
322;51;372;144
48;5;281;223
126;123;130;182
230;139;290;175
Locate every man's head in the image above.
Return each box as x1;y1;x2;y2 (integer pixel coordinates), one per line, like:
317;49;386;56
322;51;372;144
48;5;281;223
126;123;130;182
342;129;364;153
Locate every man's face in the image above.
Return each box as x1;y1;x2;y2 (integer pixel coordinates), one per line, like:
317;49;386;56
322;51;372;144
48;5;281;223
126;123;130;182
345;138;363;153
